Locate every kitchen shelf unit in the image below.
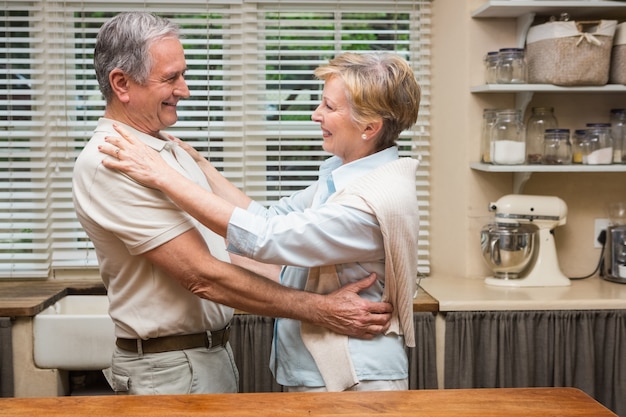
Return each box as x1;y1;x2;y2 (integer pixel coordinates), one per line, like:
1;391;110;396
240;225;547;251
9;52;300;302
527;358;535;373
471;1;626;19
471;162;626;193
470;1;626;192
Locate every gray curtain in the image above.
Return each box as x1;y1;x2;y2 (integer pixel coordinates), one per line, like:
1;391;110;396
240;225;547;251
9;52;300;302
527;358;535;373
230;315;282;393
444;310;625;417
407;312;438;390
0;317;13;398
230;312;438;393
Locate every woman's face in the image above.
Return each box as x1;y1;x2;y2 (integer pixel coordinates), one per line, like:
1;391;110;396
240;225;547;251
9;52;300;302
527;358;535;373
311;76;373;163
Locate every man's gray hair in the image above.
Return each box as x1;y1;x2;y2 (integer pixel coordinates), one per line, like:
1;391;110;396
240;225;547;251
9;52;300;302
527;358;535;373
94;12;181;102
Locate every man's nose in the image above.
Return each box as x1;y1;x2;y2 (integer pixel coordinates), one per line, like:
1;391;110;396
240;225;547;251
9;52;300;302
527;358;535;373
175;78;190;98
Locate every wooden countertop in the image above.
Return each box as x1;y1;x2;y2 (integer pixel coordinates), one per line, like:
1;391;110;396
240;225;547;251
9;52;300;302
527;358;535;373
0;279;106;317
0;388;616;416
0;280;438;317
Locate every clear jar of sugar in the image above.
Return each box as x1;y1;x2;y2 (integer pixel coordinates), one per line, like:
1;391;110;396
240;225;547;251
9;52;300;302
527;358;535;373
491;109;526;165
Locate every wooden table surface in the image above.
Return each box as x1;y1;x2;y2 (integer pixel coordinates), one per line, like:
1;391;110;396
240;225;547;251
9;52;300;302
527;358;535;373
0;388;616;417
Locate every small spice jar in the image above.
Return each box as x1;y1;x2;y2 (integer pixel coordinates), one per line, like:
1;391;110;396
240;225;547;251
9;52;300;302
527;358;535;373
496;48;527;84
571;129;588;164
543;128;572;165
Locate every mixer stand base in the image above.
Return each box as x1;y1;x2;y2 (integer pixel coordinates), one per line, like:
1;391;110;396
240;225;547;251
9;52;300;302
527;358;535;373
485;274;571;287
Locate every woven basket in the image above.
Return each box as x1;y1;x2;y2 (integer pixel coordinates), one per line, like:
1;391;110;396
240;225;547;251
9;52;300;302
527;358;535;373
609;22;626;85
526;20;617;86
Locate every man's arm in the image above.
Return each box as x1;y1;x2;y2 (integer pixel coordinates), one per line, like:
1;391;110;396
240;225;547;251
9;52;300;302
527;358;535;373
143;227;392;339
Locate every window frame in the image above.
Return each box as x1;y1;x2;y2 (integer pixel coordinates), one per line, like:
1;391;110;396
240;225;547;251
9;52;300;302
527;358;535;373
0;0;431;279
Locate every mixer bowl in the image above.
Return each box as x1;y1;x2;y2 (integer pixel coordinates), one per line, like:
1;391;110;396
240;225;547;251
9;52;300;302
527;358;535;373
481;222;537;279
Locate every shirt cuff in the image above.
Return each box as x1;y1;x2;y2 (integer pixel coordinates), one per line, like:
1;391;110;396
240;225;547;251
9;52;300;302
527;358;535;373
226;203;266;256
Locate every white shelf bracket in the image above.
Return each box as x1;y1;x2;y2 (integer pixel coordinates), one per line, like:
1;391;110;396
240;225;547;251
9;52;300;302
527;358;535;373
516;91;533;118
515;12;535;119
516;12;535;48
513;171;532;194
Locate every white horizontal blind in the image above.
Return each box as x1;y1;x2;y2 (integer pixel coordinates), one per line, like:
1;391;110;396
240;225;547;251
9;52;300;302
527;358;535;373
0;0;431;279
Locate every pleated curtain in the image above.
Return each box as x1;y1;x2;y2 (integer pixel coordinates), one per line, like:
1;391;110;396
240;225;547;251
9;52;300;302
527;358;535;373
0;317;13;397
444;310;626;416
230;312;438;393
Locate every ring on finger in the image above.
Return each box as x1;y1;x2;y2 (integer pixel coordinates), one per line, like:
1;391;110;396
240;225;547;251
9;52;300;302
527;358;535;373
115;148;120;158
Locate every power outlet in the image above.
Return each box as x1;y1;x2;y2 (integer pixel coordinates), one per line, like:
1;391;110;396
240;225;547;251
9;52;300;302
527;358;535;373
594;218;609;248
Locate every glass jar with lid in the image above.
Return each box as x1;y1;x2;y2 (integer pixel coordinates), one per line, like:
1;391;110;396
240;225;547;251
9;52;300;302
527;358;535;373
571;129;588;164
525;107;558;164
610;108;625;163
480;108;499;163
490;109;526;165
543;128;572;165
496;48;527;84
483;51;499;84
585;123;613;165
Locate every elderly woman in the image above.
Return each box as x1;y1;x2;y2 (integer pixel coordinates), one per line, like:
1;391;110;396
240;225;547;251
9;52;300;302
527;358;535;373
100;52;421;392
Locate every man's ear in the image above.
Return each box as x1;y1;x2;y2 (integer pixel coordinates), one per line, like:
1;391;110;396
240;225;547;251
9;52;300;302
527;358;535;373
109;69;131;103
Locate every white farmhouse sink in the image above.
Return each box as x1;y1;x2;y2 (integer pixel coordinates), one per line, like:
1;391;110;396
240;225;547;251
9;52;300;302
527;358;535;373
33;295;115;370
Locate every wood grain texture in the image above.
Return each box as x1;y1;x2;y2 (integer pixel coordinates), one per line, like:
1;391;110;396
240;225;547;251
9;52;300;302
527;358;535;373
0;280;105;317
0;388;617;417
0;280;438;317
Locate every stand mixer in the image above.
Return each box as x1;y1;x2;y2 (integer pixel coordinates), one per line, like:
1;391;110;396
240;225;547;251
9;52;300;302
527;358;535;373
481;194;571;287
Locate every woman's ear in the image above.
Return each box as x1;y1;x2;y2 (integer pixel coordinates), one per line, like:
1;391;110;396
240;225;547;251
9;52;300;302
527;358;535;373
364;118;383;138
109;69;131;103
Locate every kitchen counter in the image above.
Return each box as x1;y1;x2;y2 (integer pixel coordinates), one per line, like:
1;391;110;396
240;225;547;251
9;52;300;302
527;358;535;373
0;279;438;317
0;388;617;416
420;275;626;311
0;279;106;317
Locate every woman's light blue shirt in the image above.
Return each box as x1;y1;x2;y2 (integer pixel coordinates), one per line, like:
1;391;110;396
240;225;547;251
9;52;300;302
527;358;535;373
226;147;408;387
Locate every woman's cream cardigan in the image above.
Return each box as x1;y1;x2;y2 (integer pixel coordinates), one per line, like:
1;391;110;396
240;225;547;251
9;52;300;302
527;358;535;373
300;157;420;391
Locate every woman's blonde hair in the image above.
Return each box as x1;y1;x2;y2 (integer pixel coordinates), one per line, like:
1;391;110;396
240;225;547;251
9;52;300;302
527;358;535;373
314;52;421;150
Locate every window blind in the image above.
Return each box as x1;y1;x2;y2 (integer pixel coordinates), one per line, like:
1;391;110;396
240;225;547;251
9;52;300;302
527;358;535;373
0;0;431;279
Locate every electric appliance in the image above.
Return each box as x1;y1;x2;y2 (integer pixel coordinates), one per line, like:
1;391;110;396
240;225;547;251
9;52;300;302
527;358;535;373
481;194;571;287
602;202;626;284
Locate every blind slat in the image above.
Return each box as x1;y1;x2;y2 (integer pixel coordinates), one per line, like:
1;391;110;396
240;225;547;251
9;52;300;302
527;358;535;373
1;0;431;278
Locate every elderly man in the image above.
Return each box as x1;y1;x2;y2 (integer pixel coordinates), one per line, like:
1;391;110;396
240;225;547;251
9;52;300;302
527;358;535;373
72;11;391;395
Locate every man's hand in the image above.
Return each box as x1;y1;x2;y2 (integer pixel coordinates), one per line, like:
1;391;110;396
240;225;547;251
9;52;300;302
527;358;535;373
316;273;393;339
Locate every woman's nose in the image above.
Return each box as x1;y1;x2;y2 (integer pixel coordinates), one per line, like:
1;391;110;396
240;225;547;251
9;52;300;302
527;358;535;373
311;104;322;122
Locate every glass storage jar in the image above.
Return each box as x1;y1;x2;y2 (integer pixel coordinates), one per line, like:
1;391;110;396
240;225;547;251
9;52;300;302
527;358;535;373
571;129;588;164
525;107;558;164
490;109;526;165
585;123;613;165
496;48;526;84
480;108;499;163
543;128;572;165
610;108;625;164
483;51;499;84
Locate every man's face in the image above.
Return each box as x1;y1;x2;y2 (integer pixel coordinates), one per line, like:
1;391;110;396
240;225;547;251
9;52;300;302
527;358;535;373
126;37;190;135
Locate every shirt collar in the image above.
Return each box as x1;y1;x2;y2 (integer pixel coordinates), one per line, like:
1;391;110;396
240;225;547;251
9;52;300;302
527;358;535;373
320;147;399;193
96;118;171;152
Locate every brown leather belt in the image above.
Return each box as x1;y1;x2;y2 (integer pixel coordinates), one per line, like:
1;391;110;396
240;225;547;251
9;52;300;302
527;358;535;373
116;325;230;354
